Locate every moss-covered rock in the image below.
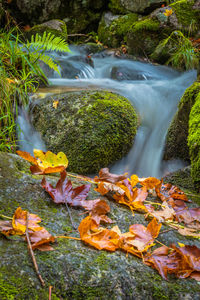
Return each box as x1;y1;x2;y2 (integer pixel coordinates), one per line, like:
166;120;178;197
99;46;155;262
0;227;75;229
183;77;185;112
98;12;138;48
31;90;138;174
188;92;200;189
0;152;200;299
164;82;200;162
26;19;68;41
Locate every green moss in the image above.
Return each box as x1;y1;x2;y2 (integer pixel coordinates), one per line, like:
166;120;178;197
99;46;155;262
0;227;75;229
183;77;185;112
131;18;160;32
33;91;138;174
188;91;200;189
164;82;200;161
26;19;68;41
109;0;127;14
171;0;199;29
98;13;138;47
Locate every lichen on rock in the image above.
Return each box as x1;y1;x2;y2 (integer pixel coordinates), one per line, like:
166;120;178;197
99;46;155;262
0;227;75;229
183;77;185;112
31;90;138;174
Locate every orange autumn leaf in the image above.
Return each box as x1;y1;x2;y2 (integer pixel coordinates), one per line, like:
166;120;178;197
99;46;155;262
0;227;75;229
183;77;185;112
0;208;55;251
139;177;161;190
12;207;42;235
147;201;176;222
78;216;119;251
17;149;68;174
94;168;127;184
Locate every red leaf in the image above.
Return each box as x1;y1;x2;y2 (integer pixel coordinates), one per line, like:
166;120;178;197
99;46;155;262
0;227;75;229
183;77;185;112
94;168;127;184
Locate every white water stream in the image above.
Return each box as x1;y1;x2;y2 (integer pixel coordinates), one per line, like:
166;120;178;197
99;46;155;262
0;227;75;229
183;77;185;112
18;46;197;177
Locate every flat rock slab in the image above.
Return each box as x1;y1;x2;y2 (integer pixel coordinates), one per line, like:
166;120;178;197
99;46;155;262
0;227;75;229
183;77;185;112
0;152;200;299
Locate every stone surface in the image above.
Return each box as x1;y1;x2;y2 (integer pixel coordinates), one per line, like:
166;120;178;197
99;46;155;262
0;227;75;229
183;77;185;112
4;0;106;33
0;152;200;299
31;90;138;174
109;0;164;14
164;82;200;162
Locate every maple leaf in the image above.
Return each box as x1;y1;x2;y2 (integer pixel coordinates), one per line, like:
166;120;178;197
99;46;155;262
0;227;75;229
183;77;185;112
78;216;119;251
144;246;180;280
94;168;127;184
0;208;55;251
41;170;91;205
139;177;161;190
147;201;176;222
17;149;68;175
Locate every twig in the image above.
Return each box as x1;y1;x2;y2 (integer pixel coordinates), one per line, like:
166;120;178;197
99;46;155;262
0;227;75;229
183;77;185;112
68;33;89;37
159;228;175;235
0;214;12;220
49;286;52;300
155;239;173;250
144;200;166;207
67;172;96;184
25;212;45;287
64;200;77;230
55;235;81;241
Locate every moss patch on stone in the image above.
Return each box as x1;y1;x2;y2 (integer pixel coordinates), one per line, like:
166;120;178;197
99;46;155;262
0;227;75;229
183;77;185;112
32;90;138;174
164;82;200;161
171;0;199;29
131;18;160;32
188;91;200;189
98;13;138;48
26;19;68;41
109;0;127;14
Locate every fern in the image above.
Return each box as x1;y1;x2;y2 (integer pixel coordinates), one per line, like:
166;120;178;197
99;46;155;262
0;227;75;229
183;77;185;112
29;31;70;53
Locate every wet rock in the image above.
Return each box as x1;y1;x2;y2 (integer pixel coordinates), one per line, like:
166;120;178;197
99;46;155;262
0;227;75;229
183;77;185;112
31;90;138;174
111;65;155;81
0;152;200;299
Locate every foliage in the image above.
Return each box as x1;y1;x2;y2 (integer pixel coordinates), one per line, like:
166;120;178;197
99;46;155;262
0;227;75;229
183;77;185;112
17;149;68;174
153;30;199;70
0;27;69;153
6;150;199;283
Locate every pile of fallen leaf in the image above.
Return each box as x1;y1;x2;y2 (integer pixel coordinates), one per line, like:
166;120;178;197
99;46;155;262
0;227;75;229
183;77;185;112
0;149;199;282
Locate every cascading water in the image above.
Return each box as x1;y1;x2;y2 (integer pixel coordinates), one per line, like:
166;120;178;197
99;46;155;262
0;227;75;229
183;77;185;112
17;46;197;177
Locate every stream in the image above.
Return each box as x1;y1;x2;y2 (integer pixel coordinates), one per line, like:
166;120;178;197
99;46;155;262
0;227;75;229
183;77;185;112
18;46;197;178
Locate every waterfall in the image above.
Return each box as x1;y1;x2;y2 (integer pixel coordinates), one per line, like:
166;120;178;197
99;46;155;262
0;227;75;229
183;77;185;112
17;46;197;177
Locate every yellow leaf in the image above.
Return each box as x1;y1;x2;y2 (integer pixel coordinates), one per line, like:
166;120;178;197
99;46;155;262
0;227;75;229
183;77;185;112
163;9;173;17
178;242;185;248
33;149;68;171
53;100;59;109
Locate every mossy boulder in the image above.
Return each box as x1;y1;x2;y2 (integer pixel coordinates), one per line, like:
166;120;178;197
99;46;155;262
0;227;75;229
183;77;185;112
25;19;68;41
31;90;138;174
164;82;200;162
98;12;138;48
0;152;200;299
188;92;200;189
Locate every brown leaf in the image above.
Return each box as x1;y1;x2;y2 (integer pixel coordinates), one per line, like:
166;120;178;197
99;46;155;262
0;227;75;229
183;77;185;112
139;177;161;190
41;170;91;205
94;168;127;184
147;201;176;222
29;228;55;250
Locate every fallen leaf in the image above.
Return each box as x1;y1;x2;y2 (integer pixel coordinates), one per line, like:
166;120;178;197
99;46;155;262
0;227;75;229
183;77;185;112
53;100;59;109
163;9;173;17
41;170;91;205
94;168;127;184
17;149;68;174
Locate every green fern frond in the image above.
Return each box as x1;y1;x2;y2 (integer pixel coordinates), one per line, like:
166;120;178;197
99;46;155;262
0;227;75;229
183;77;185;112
29;31;70;53
33;52;60;74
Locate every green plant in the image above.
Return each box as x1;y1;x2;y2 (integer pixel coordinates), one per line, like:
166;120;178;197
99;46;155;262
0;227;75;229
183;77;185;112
0;27;70;152
153;30;199;70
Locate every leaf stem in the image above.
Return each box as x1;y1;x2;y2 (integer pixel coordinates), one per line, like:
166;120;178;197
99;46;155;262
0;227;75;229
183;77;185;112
55;235;81;241
67;173;96;184
0;214;12;220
